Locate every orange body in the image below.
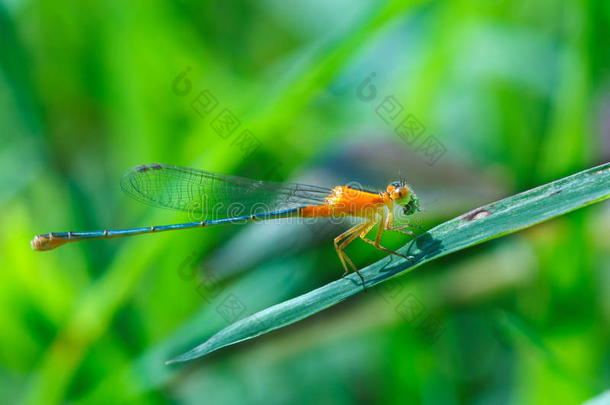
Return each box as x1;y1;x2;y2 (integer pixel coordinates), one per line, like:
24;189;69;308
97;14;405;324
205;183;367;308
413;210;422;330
300;186;391;219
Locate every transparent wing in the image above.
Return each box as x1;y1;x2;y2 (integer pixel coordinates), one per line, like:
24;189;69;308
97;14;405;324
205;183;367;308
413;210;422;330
120;163;332;219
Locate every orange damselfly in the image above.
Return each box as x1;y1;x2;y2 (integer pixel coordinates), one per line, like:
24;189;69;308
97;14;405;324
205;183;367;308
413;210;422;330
31;163;421;286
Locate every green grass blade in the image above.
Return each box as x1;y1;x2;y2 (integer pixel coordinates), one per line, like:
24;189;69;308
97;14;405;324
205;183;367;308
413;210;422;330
167;163;610;364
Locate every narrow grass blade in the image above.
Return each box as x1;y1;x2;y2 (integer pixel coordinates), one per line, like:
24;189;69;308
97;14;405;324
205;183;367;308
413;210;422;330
167;163;610;364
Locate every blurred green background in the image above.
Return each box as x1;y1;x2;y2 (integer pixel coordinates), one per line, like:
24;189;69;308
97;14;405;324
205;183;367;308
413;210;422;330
1;0;610;404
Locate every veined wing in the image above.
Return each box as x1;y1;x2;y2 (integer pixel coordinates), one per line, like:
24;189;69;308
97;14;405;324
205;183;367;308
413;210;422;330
120;163;332;219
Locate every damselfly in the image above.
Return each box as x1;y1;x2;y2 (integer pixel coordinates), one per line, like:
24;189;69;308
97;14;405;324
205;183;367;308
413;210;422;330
31;163;421;286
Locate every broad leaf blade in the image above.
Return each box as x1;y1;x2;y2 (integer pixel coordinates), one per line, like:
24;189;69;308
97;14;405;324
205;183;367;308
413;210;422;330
167;163;610;363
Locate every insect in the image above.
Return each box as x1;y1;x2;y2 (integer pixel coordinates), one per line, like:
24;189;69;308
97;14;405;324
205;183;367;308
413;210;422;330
31;164;421;287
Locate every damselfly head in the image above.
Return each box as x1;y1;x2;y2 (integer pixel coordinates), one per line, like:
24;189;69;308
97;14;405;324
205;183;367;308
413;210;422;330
387;181;420;216
387;180;411;201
